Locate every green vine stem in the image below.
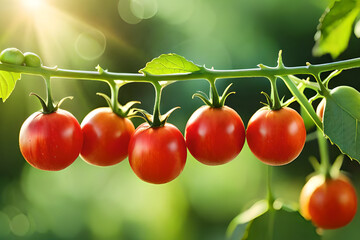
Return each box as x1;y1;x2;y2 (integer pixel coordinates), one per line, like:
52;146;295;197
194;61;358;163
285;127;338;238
1;57;360;83
44;75;55;113
280;75;323;130
2;55;360;127
267;166;275;210
152;81;163;127
208;77;221;108
269;77;282;110
317;129;331;178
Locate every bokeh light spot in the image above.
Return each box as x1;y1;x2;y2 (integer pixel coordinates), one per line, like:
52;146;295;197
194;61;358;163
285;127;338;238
130;0;158;20
118;0;142;24
75;29;106;61
10;214;30;237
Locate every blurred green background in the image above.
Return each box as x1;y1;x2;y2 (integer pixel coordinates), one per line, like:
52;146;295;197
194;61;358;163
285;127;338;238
1;0;360;239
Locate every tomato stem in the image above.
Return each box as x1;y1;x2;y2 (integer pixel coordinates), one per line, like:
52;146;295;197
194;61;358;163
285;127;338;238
317;129;331;178
266;166;275;209
280;75;323;130
208;78;221;108
268;77;282;110
152;81;163;127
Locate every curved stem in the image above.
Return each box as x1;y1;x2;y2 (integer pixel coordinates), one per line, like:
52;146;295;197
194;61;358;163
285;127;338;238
1;57;360;83
280;75;323;130
107;80;120;114
208;78;221;108
44;75;55;112
152;81;163;127
317;129;331;178
267;166;275;209
269;77;281;110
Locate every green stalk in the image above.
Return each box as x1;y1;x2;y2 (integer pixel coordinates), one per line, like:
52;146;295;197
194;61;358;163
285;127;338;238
267;166;275;210
317;129;331;178
107;80;120;113
280;75;323;130
269;77;281;110
152;81;163;127
44;75;55;112
1;57;360;83
208;78;221;108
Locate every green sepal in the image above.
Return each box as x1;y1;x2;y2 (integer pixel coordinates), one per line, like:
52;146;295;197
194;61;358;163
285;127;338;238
29;92;72;114
219;83;235;107
322;69;342;88
330;154;344;179
96;92;140;118
192;83;235;108
192;91;212;106
134;108;153;126
160;106;180;126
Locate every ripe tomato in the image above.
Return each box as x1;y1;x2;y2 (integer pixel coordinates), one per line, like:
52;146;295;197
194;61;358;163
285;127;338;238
80;107;135;166
19;109;83;171
299;174;357;229
128;123;187;184
246;107;306;165
316;98;325;121
185;105;245;165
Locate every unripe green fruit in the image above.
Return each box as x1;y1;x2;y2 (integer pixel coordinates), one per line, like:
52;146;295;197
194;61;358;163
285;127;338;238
0;48;25;65
24;52;42;67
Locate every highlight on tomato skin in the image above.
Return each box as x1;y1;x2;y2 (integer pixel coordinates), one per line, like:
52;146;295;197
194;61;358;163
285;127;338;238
185;105;245;166
19;109;83;171
316;98;326;121
80;107;135;167
246;107;306;166
299;174;358;229
128;123;187;184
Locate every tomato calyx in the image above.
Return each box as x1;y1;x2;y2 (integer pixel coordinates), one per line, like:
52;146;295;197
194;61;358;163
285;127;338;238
29;92;73;114
192;82;235;108
96;92;139;118
136;106;180;128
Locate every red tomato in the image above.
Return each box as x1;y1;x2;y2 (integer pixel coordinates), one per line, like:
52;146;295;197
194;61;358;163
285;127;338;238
185;106;245;165
300;174;357;229
316;98;326;122
19;109;83;171
80;107;135;166
128;123;187;184
246;107;306;165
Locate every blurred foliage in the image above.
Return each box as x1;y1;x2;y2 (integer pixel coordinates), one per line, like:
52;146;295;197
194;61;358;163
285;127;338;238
1;0;360;239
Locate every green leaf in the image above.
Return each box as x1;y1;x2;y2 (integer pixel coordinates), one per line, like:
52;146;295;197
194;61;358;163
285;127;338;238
313;0;360;58
139;53;200;75
227;201;320;240
0;71;21;102
323;86;360;161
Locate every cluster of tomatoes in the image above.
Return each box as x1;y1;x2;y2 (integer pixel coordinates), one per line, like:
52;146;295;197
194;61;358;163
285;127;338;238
18;101;308;181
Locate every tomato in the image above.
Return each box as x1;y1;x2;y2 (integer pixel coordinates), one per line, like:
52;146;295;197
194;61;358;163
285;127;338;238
316;98;325;121
300;174;357;229
246;107;306;165
128;123;187;184
185;105;245;165
80;107;135;166
0;48;24;65
19;109;83;171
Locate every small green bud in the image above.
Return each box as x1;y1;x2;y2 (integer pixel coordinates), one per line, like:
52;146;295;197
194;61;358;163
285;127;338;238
0;48;25;65
24;52;42;67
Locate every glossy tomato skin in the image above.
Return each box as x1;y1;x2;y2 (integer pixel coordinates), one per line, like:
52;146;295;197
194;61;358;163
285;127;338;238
19;109;83;171
246;107;306;166
185;106;245;165
128;123;187;184
300;175;357;229
80;107;135;166
316;98;326;121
